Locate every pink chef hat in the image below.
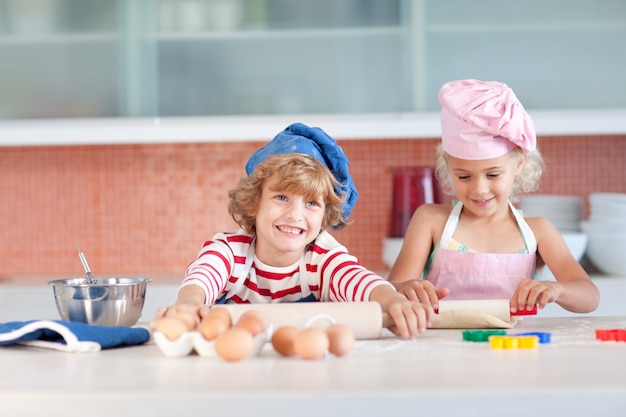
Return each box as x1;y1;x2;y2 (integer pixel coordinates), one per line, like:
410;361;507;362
439;79;536;160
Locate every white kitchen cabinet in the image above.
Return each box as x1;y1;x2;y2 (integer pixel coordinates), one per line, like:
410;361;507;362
0;0;407;119
0;0;625;125
413;0;626;111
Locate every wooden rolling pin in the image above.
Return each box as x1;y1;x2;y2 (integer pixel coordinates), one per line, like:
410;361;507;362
215;302;384;340
214;299;537;339
436;299;537;322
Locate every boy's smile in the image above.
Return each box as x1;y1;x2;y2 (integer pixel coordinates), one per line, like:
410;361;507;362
276;225;304;236
254;178;325;267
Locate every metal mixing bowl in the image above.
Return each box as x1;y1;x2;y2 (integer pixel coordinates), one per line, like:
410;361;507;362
48;277;151;326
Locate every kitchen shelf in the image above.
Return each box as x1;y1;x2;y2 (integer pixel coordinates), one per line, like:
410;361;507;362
0;32;116;44
157;26;403;41
426;21;626;33
1;109;625;147
0;25;403;44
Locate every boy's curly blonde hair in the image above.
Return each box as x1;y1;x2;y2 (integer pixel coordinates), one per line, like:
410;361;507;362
229;153;348;234
434;144;545;203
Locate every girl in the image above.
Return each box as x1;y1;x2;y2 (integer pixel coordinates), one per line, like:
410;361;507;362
159;123;433;339
389;79;599;315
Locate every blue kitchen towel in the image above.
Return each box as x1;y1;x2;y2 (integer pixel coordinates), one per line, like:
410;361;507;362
0;320;150;353
245;122;358;222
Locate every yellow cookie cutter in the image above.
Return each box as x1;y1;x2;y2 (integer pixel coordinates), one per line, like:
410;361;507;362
488;335;539;350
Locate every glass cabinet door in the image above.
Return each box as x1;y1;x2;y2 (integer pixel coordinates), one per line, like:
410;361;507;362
0;0;624;120
417;0;626;111
156;0;408;116
0;0;408;119
0;0;120;118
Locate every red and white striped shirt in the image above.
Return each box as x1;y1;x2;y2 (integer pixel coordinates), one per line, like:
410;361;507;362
181;229;392;305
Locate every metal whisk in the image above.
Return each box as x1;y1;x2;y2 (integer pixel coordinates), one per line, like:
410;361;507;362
77;248;96;284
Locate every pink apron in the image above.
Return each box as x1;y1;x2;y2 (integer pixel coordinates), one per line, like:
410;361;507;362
425;201;537;300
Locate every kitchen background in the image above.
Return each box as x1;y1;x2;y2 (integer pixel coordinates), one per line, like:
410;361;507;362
2;135;624;282
1;0;625;283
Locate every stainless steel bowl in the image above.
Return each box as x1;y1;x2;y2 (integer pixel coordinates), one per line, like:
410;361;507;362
48;277;151;326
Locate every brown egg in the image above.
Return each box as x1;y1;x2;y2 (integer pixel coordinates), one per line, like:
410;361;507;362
173;311;199;331
326;324;355;356
235;310;266;336
294;328;329;360
150;317;189;341
271;326;300;356
214;328;255;361
149;317;162;332
198;316;230;341
149;316;162;330
205;306;232;328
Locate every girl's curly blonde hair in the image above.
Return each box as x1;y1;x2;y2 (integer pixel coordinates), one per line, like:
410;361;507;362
228;153;348;234
434;144;545;203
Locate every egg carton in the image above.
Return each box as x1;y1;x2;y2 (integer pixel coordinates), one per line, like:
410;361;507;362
153;325;273;358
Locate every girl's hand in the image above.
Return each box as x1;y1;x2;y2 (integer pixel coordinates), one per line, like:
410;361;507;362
510;279;562;313
391;279;450;310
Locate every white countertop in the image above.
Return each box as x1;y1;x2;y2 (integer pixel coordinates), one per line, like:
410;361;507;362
1;276;625;416
1;315;625;417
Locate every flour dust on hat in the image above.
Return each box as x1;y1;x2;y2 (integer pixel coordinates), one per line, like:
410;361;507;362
439;79;536;160
245;122;358;219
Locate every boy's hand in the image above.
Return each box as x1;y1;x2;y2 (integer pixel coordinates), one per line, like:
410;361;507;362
383;298;435;339
370;284;436;339
153;284;210;321
155;302;207;320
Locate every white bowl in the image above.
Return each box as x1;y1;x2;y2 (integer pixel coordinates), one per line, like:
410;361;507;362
581;220;626;235
541;232;588;280
589;202;626;219
585;234;626;277
520;195;583;232
561;232;588;261
589;193;626;221
590;192;626;204
382;238;404;269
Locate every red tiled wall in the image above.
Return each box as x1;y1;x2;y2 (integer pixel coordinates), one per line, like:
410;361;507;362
1;135;624;283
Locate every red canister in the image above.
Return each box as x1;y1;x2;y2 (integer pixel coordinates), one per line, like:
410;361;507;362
389;167;441;237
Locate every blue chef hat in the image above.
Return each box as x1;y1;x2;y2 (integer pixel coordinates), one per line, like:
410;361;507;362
245;123;358;219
